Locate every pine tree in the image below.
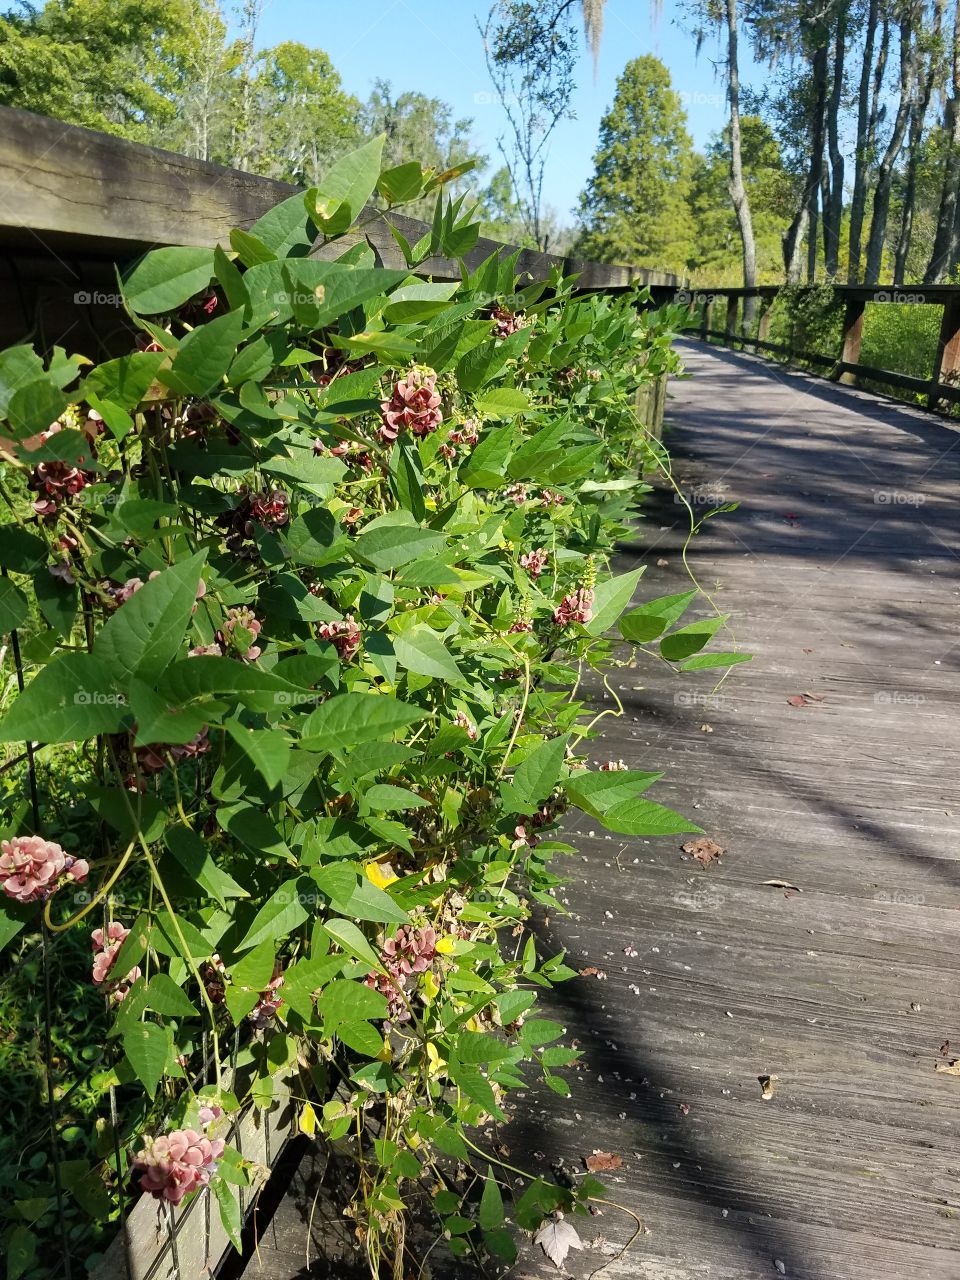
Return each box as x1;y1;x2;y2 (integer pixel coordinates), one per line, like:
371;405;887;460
575;55;695;270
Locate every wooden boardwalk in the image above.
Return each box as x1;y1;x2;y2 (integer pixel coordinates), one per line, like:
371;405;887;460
241;342;960;1280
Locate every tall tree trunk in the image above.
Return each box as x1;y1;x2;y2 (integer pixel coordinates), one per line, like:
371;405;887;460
784;205;810;284
806;40;829;282
926;0;960;281
895;0;945;283
849;8;888;282
725;0;757;332
864;15;917;284
823;4;847;277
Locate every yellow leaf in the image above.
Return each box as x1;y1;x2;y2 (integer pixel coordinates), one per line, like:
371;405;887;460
421;970;440;1002
426;1042;446;1075
299;1102;318;1138
435;936;456;955
364;858;399;889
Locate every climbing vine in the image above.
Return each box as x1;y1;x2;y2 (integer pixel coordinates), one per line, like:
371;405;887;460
0;137;746;1276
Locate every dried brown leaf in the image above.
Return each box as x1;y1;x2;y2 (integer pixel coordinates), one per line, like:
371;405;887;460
682;837;724;867
761;879;802;892
584;1150;623;1172
935;1060;960;1077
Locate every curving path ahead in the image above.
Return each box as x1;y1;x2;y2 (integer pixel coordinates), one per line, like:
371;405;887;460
241;341;960;1280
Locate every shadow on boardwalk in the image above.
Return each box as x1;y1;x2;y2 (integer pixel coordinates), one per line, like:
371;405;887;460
240;340;960;1280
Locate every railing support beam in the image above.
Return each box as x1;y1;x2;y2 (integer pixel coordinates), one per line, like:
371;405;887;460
833;297;866;385
725;295;740;348
928;297;960;411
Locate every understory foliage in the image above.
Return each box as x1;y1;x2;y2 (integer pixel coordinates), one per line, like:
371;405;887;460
0;137;744;1276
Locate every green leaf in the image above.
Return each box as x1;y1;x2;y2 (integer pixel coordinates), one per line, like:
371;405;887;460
360;783;428;813
6;1224;37;1280
328;876;409;926
323;918;382;971
249;191;316;258
236;877;312;951
387;439;426;521
501;735;567;814
122;1022;167;1097
284;508;348;567
457;1031;515;1063
0;652;125;743
338;1019;386;1057
393;625;464;683
94;550;207;683
165;827;248;906
377;161;425;204
34;567;78;637
0;525;45;574
317;979;388;1026
598;797;701;837
0;345;44;418
224;722;290;790
159;309;244;397
353;519;447;571
82;351;165;412
213;1177;243;1252
459;423;517;489
308;134;385;235
619;590;697;643
680;651;752;671
229;227;276;269
145;973;200;1018
565;769;661;820
301;693;427;755
583;567;645;636
479;1169;505;1230
0;578;28;633
473;387;530;418
7;379;68;435
228;939;276;992
123;247;215;314
659;615;728;661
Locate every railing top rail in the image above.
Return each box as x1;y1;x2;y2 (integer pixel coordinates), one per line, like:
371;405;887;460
0;105;678;289
673;283;960;302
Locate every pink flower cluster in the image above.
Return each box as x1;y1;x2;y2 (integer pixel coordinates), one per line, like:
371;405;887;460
0;836;88;905
490;306;523;338
365;925;437;1024
439;419;480;461
248;490;289;531
379;368;442;443
131;1128;225;1205
249;974;284;1029
599;759;627;772
222;607;262;661
541;489;565;507
317;615;361;663
520;548;549;579
134;728;210;780
453;710;478;740
553;588;594;627
91;921;142;1002
28;458;92;520
504;484;528;505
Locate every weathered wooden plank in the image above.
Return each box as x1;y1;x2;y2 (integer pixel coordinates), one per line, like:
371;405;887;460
240;338;960;1280
0;105;676;288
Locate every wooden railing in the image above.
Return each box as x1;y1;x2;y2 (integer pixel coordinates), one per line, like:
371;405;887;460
0;105;677;359
656;284;960;413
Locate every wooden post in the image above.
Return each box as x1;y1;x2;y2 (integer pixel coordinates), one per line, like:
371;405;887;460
834;296;866;384
724;294;739;348
928;296;960;410
757;296;773;348
703;298;714;342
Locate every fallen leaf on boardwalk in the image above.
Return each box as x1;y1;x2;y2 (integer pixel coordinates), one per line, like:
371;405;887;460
682;837;724;867
761;879;802;892
935;1060;960;1077
584;1150;622;1172
786;692;825;708
579;966;607;980
700;723;714;733
802;647;814;653
534;1216;583;1267
656;558;669;567
758;1074;777;1100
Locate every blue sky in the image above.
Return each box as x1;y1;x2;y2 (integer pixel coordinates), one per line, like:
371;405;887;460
250;0;767;223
